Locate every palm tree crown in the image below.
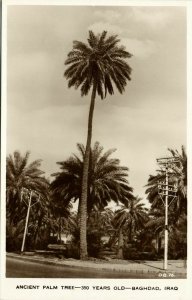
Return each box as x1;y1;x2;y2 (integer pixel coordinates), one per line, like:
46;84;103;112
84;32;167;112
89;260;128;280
6;151;49;224
114;196;149;241
145;146;187;213
64;30;132;98
168;146;187;203
51;142;133;212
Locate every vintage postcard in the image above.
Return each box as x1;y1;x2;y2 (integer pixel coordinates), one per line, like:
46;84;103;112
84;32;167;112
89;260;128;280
1;0;192;299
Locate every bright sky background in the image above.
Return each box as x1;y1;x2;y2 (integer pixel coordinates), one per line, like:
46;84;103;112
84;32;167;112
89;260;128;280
7;5;186;207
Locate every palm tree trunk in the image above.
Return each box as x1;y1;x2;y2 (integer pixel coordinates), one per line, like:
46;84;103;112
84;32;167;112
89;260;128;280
33;215;43;248
59;217;62;243
117;228;124;259
129;220;132;243
79;84;97;260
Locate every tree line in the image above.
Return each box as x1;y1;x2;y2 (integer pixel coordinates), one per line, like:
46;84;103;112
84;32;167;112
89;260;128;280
6;144;187;260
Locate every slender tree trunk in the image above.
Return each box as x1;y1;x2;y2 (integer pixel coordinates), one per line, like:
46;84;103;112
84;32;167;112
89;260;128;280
79;84;97;260
129;220;132;243
59;217;62;243
33;215;43;248
117;228;124;259
156;231;161;254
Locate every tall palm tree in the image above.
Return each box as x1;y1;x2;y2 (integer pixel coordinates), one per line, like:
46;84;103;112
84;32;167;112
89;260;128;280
114;197;148;258
64;31;132;259
51;141;133;214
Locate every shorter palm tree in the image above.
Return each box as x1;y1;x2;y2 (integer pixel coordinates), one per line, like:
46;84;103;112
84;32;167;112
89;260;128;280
114;197;149;258
6;219;25;251
168;146;187;213
88;208;114;239
51;142;133;213
6;151;49;224
145;206;187;258
50;195;76;243
6;151;50;250
145;146;187;216
85;208;114;257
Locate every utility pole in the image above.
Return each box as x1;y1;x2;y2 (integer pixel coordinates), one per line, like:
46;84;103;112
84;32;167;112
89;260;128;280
157;156;179;270
21;188;40;253
164;164;168;270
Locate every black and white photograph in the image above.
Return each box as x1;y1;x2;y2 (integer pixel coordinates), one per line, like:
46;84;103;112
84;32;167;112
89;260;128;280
1;0;191;299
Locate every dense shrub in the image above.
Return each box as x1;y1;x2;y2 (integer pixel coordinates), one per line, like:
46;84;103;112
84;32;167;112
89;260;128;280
87;231;103;258
123;244;158;260
65;243;80;259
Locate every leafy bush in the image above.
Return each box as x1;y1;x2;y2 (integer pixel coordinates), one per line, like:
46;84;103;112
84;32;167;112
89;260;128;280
123;245;158;260
87;231;103;258
123;246;140;260
6;220;24;252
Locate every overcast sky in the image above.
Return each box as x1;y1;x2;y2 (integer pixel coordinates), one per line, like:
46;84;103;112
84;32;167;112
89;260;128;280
7;5;186;206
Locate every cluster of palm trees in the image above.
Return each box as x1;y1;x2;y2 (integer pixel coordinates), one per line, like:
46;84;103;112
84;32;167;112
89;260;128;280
6;144;187;260
6;31;187;260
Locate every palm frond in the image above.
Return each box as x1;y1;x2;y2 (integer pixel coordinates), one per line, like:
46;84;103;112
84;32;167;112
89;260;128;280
64;30;132;100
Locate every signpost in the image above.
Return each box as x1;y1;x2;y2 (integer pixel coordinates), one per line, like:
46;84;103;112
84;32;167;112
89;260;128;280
156;156;179;270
